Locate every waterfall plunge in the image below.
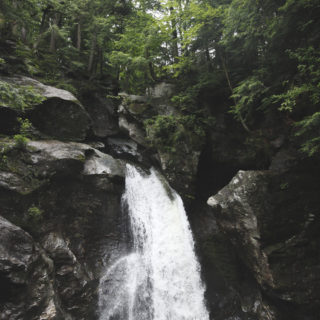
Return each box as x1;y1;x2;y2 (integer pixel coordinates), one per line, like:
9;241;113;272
98;164;209;320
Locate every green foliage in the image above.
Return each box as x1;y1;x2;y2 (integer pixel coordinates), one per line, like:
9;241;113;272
0;80;45;111
280;182;289;190
270;46;320;155
272;47;320;113
18;118;33;137
27;205;43;222
1;0;319;157
145;114;210;152
13;134;29;150
0;153;7;170
295;112;320;156
230;76;267;123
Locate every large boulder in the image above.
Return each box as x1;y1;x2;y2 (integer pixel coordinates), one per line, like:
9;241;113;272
0;76;91;141
207;171;274;289
206;167;320;319
189;203;270;320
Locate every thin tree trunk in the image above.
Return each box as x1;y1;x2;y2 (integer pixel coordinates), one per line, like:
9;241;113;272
205;47;213;72
21;26;27;43
145;48;156;82
220;54;251;132
40;7;50;33
77;22;81;51
49;14;58;52
99;48;103;75
88;34;97;73
49;27;56;52
33;7;51;49
169;7;179;62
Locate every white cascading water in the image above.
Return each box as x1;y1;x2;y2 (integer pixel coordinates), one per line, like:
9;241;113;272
98;164;209;320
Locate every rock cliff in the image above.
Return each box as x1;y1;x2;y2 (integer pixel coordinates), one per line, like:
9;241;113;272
1;76;319;320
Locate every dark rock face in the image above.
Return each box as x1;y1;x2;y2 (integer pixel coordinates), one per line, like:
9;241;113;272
80;92;119;138
0;139;126;319
0;216;66;320
0;107;19;135
204;166;320;320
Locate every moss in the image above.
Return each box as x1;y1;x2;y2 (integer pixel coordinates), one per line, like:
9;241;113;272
27;205;43;222
76;154;86;162
127;102;150;114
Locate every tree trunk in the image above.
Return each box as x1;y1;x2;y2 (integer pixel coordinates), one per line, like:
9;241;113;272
49;14;58;52
21;26;27;43
99;47;103;75
88;34;97;73
77;22;81;51
220;53;251;133
169;7;179;62
40;6;51;33
205;47;213;72
145;48;156;82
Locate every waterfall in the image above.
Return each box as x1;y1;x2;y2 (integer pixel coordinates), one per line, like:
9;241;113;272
98;164;209;320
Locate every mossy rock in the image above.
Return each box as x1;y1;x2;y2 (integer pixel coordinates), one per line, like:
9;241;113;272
0;76;91;141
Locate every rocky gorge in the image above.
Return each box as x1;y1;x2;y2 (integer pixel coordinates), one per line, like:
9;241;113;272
0;75;319;320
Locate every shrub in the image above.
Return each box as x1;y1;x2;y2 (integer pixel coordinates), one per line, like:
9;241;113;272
27;206;43;222
0;80;45;112
13;134;29;150
144;114;211;152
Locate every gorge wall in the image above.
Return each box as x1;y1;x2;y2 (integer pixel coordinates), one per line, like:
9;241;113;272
0;76;319;320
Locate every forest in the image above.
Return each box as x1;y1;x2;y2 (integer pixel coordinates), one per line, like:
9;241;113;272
1;0;320;156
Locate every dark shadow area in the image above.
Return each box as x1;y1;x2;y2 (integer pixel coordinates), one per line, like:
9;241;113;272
195;145;240;200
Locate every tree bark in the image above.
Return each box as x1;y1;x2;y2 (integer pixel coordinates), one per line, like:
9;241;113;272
88;34;97;73
49;14;58;52
220;53;251;132
77;22;81;51
145;48;156;82
169;7;179;63
205;47;213;72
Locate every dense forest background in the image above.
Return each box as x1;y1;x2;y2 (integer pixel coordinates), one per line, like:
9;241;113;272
1;0;320;156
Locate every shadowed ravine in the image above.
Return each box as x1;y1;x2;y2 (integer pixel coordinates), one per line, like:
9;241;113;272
98;164;209;320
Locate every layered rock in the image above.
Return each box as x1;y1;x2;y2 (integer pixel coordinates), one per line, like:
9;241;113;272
0;139;126;319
